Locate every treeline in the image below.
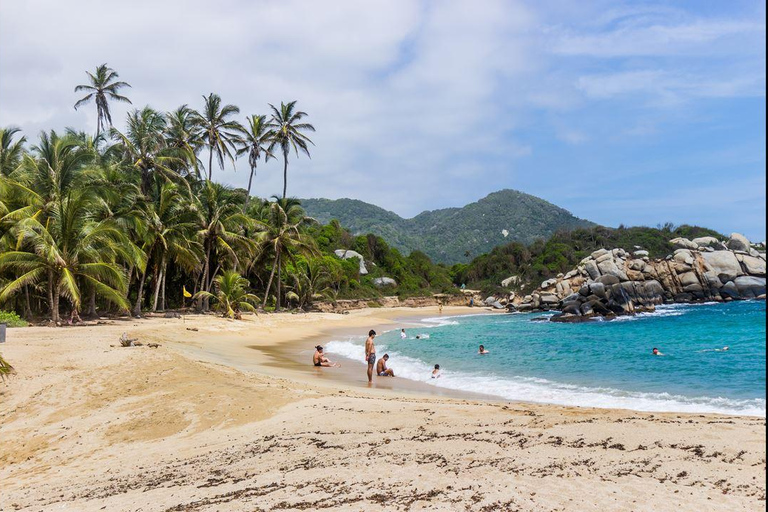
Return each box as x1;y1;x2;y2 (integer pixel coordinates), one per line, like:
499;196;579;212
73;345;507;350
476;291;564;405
0;64;453;324
450;224;724;295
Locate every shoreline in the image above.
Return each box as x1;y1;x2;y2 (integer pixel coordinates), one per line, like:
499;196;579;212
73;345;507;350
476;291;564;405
1;306;765;510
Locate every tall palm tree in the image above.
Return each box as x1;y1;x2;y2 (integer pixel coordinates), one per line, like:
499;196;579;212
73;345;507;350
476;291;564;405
235;114;273;211
0;127;26;177
111;107;183;196
194;270;258;319
164;105;204;179
267;101;315;199
192;94;242;181
255;197;316;311
0;189;136;323
196;181;256;310
74;64;132;136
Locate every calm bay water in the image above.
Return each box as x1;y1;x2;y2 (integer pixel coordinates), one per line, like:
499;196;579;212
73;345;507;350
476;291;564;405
325;301;766;416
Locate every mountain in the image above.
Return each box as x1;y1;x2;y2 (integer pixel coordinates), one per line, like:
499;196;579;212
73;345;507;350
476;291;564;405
300;189;595;263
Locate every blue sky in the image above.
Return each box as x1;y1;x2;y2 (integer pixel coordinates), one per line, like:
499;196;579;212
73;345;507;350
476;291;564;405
1;0;765;240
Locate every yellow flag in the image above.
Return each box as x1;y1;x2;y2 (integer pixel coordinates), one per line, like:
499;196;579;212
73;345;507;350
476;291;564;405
183;286;192;298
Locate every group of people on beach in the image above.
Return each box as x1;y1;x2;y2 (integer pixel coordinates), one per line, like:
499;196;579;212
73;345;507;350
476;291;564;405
313;328;492;383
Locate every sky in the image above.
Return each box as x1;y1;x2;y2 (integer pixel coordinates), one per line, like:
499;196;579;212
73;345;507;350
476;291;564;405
0;0;765;241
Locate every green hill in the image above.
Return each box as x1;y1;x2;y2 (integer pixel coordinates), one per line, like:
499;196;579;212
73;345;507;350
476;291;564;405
301;190;595;263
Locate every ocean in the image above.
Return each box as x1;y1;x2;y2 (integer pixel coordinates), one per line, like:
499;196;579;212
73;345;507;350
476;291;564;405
325;301;766;416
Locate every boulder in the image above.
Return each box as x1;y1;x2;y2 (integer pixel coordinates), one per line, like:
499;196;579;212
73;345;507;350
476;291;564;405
595;252;613;264
727;233;751;252
633;250;649;257
673;249;695;265
678;271;700;288
700;251;743;283
562;304;582;316
670;237;698;250
596;275;620;286
628;259;644;271
588;282;607;299
372;277;397;287
737;254;766;276
733;276;766;298
491;301;505;310
584;260;601;280
540;293;560;305
484;296;497;305
591;249;609;259
334;249;368;275
597;259;628;280
541;278;558;289
693;236;725;250
501;276;520;288
720;281;739;299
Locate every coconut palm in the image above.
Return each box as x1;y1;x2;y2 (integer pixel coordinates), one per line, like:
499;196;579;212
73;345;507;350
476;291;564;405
164;105;204;179
235;114;274;211
111;107;184;196
267;101;314;199
0;189;137;323
255;197;317;311
0;352;14;382
192;94;242;181
74;64;132;136
194;270;258;319
0;127;26;176
195;181;256;310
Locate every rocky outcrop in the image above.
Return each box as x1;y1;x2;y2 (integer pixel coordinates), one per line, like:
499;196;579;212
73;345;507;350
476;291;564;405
372;277;397;287
515;233;765;321
334;249;368;275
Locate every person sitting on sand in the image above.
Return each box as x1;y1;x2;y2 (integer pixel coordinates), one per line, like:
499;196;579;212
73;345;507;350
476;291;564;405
400;328;407;339
313;346;339;367
432;364;441;379
478;344;489;355
376;354;394;377
652;347;664;356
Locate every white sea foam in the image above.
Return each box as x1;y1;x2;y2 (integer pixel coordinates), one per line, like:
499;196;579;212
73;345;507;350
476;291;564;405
323;339;766;417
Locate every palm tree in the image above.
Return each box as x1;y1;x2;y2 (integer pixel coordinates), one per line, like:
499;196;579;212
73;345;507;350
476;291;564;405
196;181;256;311
74;64;132;136
192;94;242;181
111;107;183;196
195;270;258;319
235;115;273;211
0;127;26;176
0;190;136;323
267;101;315;199
164;105;204;179
255;197;316;311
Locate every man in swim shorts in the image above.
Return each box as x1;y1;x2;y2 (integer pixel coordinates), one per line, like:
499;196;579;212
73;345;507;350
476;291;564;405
365;330;377;383
377;354;394;377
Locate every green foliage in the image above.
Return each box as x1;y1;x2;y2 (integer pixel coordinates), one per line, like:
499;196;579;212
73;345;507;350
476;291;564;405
301;189;595;263
0;351;14;382
0;310;28;327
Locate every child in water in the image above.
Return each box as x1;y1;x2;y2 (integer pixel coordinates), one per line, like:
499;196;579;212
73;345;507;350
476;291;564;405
432;364;441;378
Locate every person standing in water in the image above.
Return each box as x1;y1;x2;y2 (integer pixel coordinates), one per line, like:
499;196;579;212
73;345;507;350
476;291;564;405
400;328;407;339
479;344;489;355
365;330;377;383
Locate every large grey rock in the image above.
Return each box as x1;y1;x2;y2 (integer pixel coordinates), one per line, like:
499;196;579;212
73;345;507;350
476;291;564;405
595;252;613;264
633;250;649;257
334;249;368;275
678;271;700;287
670;237;698;250
596;274;620;286
693;236;725;250
737;254;766;276
733;276;766;298
584;260;601;280
596;259;628;280
372;277;397;287
540;293;560;305
673;249;695;265
588;282;607;299
591;249;609;259
727;233;751;252
720;281;739;298
700;251;743;283
541;278;558;289
501;276;520;287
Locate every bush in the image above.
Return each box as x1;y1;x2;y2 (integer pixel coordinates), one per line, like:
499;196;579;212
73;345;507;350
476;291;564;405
0;310;28;327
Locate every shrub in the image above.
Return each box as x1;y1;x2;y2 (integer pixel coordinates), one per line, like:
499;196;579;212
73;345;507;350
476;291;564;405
0;310;28;327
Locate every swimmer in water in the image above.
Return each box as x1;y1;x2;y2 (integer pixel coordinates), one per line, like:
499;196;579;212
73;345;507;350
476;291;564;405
400;328;407;339
432;364;441;379
479;344;489;355
652;347;664;356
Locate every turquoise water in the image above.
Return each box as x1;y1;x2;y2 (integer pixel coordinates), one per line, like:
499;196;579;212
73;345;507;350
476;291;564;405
326;301;766;416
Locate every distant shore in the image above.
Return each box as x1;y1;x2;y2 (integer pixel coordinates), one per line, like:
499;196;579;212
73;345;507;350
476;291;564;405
1;307;765;510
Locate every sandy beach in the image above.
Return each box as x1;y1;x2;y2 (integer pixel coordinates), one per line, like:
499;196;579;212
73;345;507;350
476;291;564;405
0;307;765;511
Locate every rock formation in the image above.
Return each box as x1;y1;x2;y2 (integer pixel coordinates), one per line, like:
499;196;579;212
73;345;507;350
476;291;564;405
334;249;368;275
515;233;766;322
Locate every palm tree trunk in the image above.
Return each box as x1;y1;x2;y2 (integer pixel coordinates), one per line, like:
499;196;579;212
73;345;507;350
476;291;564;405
263;255;279;308
23;285;33;319
276;253;282;312
208;147;214;181
160;261;167;311
151;264;162;312
47;270;56;323
282;150;288;199
133;271;148;317
244;164;255;212
86;286;98;318
200;242;212;311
